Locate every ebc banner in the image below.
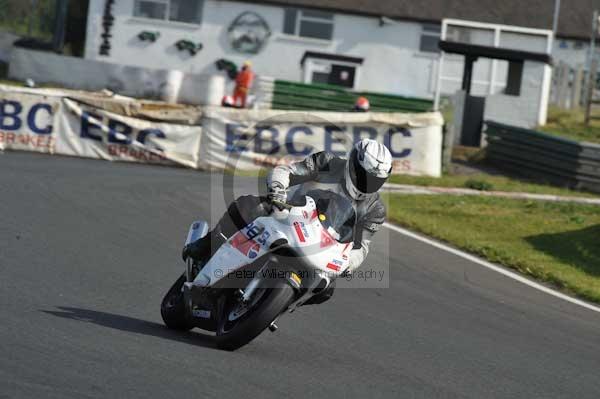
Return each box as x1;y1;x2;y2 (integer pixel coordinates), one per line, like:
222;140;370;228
0;91;58;153
199;107;443;177
55;98;202;168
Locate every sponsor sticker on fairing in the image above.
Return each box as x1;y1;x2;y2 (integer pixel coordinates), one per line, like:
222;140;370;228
290;272;302;287
320;228;335;248
230;231;260;258
310;209;318;220
192;309;211;318
326;263;341;272
293;221;306;242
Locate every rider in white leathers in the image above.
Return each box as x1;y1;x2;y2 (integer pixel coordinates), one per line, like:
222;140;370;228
266;139;392;272
182;139;393;300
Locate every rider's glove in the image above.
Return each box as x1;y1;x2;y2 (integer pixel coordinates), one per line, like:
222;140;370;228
267;182;287;205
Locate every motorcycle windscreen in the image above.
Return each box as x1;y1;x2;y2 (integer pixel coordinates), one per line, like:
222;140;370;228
305;189;356;243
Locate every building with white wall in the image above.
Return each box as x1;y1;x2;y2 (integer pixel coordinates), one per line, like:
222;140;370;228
80;0;595;100
83;0;443;98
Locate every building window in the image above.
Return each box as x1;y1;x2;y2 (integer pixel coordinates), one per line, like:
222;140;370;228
133;0;203;24
504;61;523;96
283;8;334;40
308;63;356;88
420;24;440;53
446;26;471;43
301;52;363;89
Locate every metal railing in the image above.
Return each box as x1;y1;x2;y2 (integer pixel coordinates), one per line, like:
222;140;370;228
272;80;433;113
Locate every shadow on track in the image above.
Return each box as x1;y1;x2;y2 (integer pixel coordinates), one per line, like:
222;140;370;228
42;306;218;349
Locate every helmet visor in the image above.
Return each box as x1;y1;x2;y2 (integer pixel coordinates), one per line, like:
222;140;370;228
349;149;388;194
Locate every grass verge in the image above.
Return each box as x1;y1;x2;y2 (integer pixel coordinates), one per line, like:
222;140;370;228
384;194;600;304
538;106;600;144
388;173;597;198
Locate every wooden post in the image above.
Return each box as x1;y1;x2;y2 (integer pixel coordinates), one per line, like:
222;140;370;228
441;123;455;172
585;58;598;125
462;56;477;95
584;10;598;117
572;64;584;108
557;62;570;108
552;62;563;107
550;66;560;105
27;0;37;37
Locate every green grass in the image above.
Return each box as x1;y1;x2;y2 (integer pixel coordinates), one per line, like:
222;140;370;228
0;78;24;87
384;194;600;303
538;106;600;144
388;173;598;198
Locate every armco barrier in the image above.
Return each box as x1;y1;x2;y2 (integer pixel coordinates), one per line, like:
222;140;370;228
485;121;600;193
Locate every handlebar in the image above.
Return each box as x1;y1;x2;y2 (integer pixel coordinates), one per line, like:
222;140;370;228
270;200;293;211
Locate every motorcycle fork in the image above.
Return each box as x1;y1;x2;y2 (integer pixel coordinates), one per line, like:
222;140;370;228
186;259;194;282
240;262;268;303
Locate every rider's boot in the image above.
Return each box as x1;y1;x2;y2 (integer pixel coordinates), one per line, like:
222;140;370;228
303;280;336;305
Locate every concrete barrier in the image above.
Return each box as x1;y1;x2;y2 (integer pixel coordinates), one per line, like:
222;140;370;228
8;47;224;106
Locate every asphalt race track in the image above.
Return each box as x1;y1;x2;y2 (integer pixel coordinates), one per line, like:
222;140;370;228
2;151;600;399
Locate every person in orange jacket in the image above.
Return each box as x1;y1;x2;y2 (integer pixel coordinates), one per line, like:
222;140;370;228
233;61;255;108
354;96;370;112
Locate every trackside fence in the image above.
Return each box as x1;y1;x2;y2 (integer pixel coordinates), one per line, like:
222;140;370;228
485;121;600;193
271;80;433;113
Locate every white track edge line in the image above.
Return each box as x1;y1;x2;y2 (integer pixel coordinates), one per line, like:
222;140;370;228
383;222;600;314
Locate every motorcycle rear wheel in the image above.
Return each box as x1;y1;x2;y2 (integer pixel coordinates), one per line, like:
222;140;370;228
216;279;294;351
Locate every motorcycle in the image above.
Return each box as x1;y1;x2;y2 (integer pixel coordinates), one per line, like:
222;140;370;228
160;189;357;350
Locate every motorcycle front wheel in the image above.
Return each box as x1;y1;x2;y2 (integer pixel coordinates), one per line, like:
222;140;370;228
160;274;194;331
216;279;295;351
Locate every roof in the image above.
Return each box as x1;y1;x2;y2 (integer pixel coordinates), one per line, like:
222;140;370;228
439;41;554;64
300;51;364;65
237;0;600;40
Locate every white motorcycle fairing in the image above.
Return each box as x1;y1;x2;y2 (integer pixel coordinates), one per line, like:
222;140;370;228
193;195;353;291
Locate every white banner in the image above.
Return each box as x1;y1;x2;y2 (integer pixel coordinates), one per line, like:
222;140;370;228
0;90;59;153
55;98;201;168
0;87;444;177
199;107;444;177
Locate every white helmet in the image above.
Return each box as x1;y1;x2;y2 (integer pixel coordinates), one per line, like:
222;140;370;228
344;139;393;200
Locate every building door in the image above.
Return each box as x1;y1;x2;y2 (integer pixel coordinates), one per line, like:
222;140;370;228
461;95;486;146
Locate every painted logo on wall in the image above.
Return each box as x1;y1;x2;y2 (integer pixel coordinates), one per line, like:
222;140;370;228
227;11;271;54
